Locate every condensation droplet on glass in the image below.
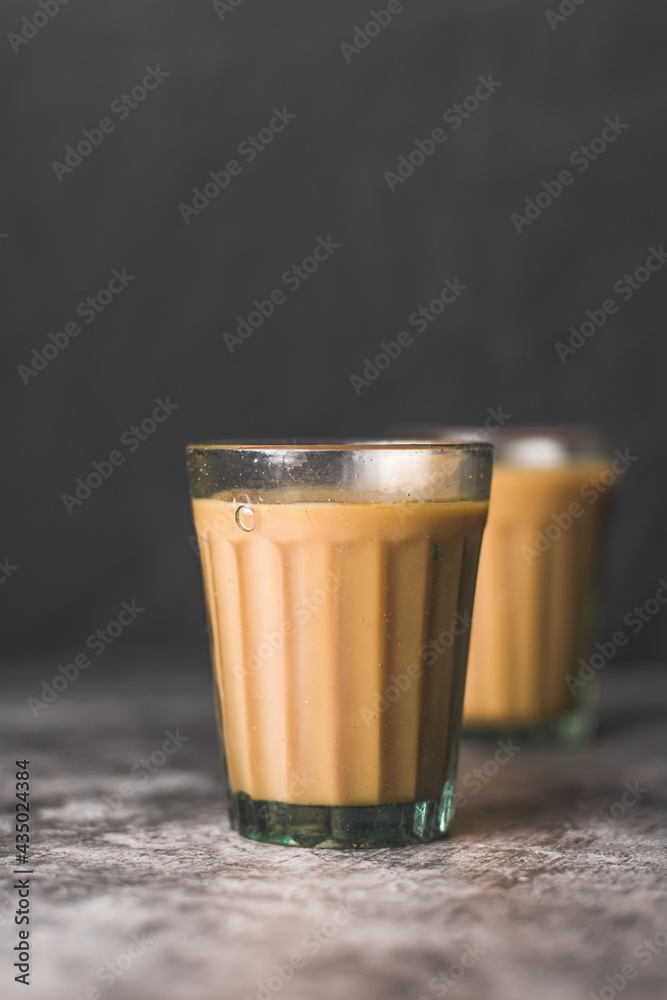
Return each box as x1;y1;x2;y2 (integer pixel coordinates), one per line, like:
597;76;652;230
235;505;256;531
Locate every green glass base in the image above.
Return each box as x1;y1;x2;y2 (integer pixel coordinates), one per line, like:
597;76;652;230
228;785;456;849
463;682;599;749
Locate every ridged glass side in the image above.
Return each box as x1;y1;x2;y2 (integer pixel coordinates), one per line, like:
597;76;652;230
193;499;486;844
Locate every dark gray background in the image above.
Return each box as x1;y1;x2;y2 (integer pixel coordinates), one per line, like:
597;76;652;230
3;0;666;664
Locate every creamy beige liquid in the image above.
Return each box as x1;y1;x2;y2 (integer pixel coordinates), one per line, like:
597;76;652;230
463;461;611;727
193;499;488;807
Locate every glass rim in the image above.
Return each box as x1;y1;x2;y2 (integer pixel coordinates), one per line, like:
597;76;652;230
186;440;493;454
187;440;493;502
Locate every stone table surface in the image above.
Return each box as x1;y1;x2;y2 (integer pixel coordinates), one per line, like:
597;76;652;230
1;654;666;1000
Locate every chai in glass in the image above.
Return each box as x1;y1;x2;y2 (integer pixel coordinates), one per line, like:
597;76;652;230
408;428;617;743
187;443;492;847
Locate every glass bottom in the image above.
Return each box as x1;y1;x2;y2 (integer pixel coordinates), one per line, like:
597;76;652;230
462;680;599;748
228;783;457;848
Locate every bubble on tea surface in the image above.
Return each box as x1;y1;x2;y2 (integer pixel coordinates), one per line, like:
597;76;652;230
235;505;256;531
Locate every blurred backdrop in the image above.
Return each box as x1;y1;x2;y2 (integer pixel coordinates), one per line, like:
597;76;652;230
3;0;666;663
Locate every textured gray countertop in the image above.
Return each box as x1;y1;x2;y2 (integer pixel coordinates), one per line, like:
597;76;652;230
1;654;666;1000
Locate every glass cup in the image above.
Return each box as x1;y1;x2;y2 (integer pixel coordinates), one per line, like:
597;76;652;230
404;426;618;744
187;442;492;848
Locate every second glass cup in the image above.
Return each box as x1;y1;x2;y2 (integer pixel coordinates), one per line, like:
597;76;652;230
187;442;492;848
405;426;617;744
